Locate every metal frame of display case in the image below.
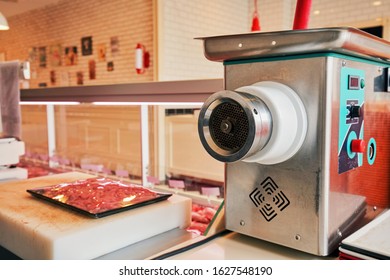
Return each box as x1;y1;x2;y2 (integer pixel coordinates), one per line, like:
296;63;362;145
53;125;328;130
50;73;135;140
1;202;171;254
20;79;223;103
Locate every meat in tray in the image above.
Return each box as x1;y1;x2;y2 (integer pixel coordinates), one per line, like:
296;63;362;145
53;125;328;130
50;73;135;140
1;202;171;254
27;177;172;218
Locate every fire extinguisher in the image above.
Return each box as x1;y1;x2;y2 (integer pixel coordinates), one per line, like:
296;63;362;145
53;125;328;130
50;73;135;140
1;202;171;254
135;43;150;74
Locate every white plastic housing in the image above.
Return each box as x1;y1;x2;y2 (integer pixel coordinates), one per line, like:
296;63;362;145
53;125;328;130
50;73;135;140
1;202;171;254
237;81;307;164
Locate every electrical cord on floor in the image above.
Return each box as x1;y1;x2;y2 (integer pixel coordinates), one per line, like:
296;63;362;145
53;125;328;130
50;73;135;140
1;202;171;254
150;229;231;260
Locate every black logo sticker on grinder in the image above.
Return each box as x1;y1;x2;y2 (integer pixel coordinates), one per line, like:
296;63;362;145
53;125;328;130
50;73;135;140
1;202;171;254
249;177;290;222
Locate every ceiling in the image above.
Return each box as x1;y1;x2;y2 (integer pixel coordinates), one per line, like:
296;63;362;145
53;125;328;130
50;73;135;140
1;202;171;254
0;0;60;17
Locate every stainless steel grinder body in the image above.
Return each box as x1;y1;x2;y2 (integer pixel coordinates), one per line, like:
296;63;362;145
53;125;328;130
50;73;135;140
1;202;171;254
198;28;390;256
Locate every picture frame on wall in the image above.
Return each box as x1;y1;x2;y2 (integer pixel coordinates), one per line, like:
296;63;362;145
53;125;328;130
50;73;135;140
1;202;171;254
107;61;114;71
39;47;47;67
50;44;62;67
64;46;78;66
50;70;56;85
60;71;70;86
28;47;37;63
97;43;106;62
110;36;119;55
81;36;93;56
89;59;96;79
76;71;83;85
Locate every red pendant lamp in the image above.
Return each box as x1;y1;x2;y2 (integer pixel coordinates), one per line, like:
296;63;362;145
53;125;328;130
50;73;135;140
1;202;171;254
251;0;261;32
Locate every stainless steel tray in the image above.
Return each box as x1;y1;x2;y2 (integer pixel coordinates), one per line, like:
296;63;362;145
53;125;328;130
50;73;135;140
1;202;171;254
199;27;390;62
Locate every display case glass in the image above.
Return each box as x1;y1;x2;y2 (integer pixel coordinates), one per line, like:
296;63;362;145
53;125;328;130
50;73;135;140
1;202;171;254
19;79;225;235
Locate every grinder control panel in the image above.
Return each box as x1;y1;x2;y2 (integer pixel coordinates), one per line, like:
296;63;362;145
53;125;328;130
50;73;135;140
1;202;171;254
338;67;365;174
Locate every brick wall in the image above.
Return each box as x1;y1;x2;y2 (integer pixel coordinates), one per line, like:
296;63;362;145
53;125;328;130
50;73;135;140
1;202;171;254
0;0;154;88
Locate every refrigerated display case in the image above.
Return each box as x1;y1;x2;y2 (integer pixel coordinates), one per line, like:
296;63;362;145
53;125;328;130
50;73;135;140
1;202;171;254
0;79;226;260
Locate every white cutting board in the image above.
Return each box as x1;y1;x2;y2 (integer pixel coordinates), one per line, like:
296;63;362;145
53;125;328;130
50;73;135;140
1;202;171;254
0;172;191;259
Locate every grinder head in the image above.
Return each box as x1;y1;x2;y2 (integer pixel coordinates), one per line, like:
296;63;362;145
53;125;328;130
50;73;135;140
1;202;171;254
198;81;308;165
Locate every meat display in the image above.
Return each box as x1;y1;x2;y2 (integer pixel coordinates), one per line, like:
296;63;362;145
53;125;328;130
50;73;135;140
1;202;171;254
17;160;64;178
27;177;171;218
187;204;218;235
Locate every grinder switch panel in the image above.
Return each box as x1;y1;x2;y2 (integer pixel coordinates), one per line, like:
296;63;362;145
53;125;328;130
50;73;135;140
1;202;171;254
338;67;365;174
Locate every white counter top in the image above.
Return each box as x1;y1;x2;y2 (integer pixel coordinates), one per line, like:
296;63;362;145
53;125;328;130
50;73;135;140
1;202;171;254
163;232;335;260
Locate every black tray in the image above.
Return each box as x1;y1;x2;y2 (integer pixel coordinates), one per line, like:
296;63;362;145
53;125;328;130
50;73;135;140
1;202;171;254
27;177;172;218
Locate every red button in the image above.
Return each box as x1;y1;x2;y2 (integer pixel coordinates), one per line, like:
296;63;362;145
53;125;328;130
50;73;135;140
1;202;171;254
351;139;366;153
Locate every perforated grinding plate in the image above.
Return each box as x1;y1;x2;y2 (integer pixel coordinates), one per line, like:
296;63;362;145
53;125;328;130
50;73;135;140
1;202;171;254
209;100;250;152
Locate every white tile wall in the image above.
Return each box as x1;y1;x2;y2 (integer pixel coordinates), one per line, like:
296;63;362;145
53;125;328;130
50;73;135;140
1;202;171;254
158;0;250;81
258;0;390;34
310;0;390;32
255;0;295;31
157;0;390;81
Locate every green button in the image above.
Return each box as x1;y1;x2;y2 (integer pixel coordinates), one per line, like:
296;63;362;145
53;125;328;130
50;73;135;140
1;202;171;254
360;78;365;89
